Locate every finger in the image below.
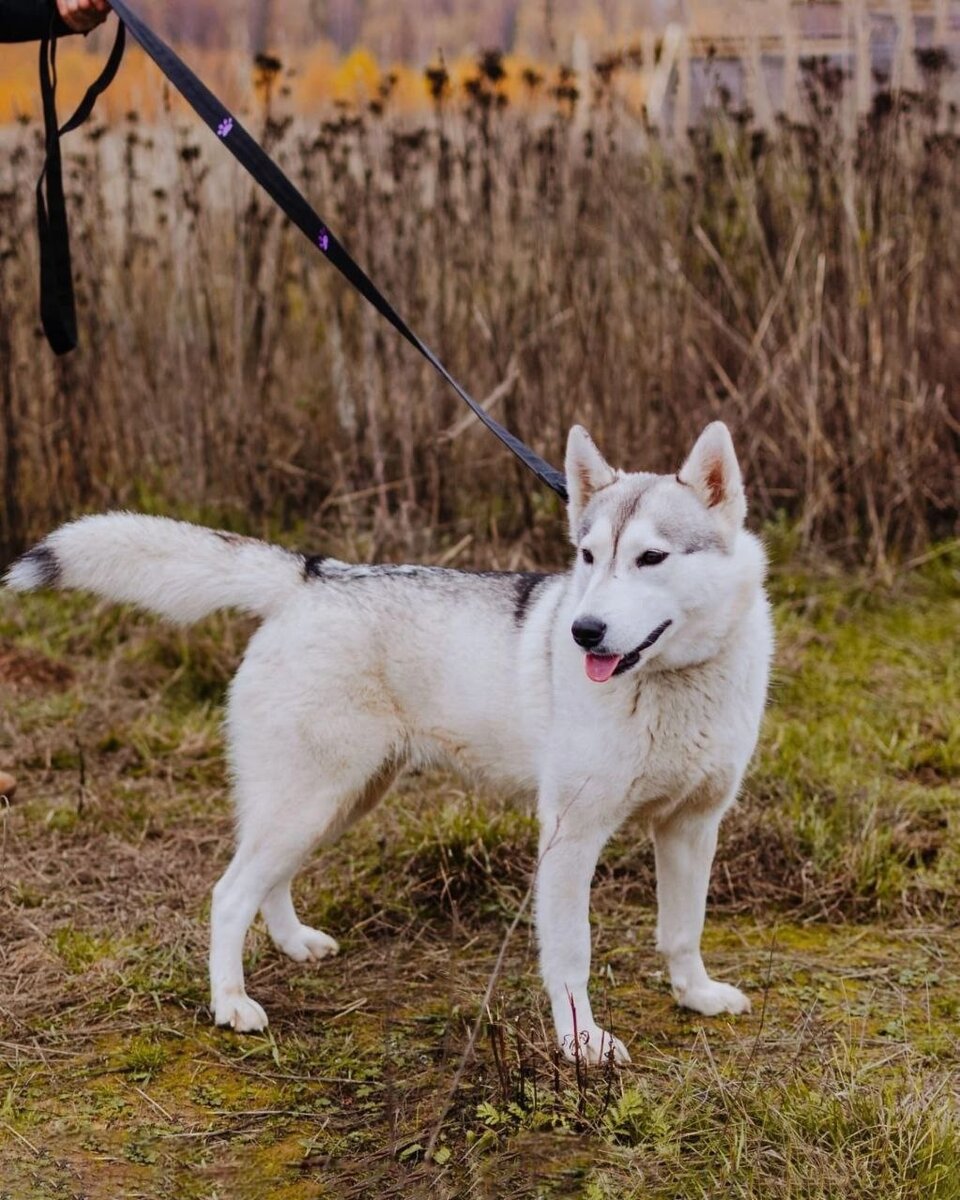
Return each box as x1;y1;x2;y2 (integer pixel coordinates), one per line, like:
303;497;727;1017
57;1;83;32
65;12;98;31
59;0;103;30
84;2;110;28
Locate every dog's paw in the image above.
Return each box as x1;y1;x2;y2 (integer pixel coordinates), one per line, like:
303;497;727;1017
276;925;339;964
560;1026;631;1065
676;980;751;1017
212;991;269;1032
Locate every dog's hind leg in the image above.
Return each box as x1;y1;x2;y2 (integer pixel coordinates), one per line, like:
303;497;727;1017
209;793;358;1032
209;831;303;1032
209;717;401;1032
260;883;340;963
259;754;401;964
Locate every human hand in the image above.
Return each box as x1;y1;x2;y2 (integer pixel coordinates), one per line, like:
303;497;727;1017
57;0;112;34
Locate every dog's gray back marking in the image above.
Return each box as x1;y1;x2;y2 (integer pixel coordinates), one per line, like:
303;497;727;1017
303;554;328;580
512;573;549;625
300;559;558;623
301;558;440;583
214;531;253;546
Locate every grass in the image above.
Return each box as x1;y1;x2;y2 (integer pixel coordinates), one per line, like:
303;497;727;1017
0;540;958;1197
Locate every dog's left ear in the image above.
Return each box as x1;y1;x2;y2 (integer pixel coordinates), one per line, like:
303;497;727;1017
678;422;746;534
565;425;616;543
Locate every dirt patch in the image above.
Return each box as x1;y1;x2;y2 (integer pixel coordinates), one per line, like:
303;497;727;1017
0;640;74;691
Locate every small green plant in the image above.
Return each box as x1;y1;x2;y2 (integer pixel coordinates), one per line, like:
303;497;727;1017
115;1037;168;1083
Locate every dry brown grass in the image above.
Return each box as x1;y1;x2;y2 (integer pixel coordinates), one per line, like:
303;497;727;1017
0;51;957;571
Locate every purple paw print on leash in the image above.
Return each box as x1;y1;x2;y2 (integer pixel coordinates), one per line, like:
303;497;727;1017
317;226;330;252
216;116;234;138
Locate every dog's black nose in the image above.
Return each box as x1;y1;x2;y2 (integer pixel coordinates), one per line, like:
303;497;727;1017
572;616;606;649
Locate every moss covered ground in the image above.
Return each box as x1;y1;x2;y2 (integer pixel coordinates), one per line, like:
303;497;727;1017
0;544;957;1198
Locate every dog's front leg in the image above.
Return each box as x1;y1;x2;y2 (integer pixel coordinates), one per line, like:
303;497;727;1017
652;807;751;1016
535;806;629;1064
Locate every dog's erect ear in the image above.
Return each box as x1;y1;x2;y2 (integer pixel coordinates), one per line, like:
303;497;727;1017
565;425;617;541
678;422;746;533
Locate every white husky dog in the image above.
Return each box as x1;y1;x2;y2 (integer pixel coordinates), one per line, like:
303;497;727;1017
6;422;772;1062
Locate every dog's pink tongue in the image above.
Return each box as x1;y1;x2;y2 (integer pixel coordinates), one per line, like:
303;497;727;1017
585;653;622;683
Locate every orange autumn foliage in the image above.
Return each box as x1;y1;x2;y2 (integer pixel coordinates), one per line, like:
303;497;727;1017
0;39;581;125
0;43;259;124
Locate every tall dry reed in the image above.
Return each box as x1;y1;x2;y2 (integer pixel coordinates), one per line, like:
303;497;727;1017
0;50;957;568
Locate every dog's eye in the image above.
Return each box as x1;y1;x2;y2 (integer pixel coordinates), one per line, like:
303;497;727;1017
637;550;668;567
581;548;594;565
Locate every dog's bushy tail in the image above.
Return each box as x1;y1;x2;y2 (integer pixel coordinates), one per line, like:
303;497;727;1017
4;513;308;623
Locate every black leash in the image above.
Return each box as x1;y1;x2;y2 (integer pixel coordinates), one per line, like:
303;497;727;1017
36;3;568;501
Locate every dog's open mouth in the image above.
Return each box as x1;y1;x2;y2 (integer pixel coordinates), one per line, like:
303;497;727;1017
584;620;673;683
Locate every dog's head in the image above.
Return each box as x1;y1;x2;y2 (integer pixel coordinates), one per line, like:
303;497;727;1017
565;422;765;682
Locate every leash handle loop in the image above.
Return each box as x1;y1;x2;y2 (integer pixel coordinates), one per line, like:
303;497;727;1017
36;17;126;355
